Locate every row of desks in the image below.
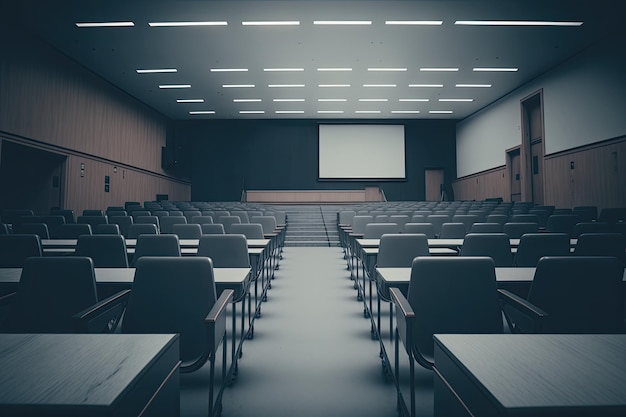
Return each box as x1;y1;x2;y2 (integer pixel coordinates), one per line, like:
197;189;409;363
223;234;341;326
340;229;626;417
1;234;285;416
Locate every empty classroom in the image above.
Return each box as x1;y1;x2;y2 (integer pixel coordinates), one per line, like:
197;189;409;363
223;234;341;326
1;1;625;416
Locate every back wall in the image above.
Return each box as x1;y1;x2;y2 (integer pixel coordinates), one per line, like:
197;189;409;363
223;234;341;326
174;119;457;202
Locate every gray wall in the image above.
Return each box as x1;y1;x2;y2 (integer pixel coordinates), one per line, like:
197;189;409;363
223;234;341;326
456;31;626;177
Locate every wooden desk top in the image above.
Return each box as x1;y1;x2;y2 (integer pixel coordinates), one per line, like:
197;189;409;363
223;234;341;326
434;334;626;414
0;333;179;415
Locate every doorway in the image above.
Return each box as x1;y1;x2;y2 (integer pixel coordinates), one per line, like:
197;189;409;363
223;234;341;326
425;168;445;201
506;147;522;202
0;140;66;214
520;90;545;204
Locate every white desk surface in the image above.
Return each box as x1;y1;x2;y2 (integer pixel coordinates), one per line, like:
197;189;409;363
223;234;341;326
376;266;626;286
0;267;251;285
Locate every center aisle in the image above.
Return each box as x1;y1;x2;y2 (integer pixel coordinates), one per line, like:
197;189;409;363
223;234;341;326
218;246;398;417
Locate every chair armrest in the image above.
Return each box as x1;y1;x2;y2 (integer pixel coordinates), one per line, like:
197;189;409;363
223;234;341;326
205;289;235;354
390;287;415;353
73;289;131;333
498;288;548;333
390;287;415;319
206;289;234;324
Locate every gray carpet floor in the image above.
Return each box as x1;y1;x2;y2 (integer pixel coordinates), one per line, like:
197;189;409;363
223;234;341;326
180;246;419;417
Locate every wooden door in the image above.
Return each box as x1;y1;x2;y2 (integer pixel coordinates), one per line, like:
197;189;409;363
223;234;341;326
531;139;544;205
520;90;545;204
508;148;522;202
425;169;445;201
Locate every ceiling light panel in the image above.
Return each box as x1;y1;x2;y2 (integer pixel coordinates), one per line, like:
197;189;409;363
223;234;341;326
242;21;300;26
233;99;262;102
319;84;351;87
313;21;372;25
148;21;227;27
367;68;407;72
420;67;459;72
268;84;305;88
177;99;204;103
456;84;492;88
210;68;248;72
273;98;305;102
473;67;518;72
317;68;352;72
222;84;255;88
363;84;396;88
385;21;443;25
75;22;134;27
189;110;215;114
438;98;474;102
159;84;191;89
136;68;177;73
264;68;304;72
409;84;443;88
455;20;583;26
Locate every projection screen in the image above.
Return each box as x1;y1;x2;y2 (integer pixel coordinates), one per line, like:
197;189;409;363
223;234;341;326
318;124;406;180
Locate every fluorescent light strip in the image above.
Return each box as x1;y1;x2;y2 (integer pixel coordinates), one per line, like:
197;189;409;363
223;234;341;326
242;21;300;26
355;110;381;114
455;20;583;26
159;84;191;89
318;84;351;88
318;98;347;102
264;68;304;72
240;110;265;114
391;110;421;114
136;68;177;73
314;21;372;25
317;110;345;114
76;22;134;27
359;98;388;102
210;68;248;72
473;67;518;72
223;84;255;88
409;84;443;88
273;98;305;102
148;21;227;27
234;99;262;103
177;99;204;103
317;68;352;72
268;84;305;88
420;67;459;72
189;111;215;115
385;21;443;25
276;110;305;114
456;84;492;88
368;68;407;72
399;98;429;102
429;110;453;114
363;84;396;88
439;98;474;102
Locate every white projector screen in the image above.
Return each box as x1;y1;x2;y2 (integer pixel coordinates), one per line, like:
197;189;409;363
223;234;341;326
318;124;406;180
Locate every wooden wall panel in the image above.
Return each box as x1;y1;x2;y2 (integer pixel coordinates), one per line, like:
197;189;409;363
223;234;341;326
0;25;190;213
64;155;190;215
452;167;507;202
543;137;625;211
0;39;167;174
